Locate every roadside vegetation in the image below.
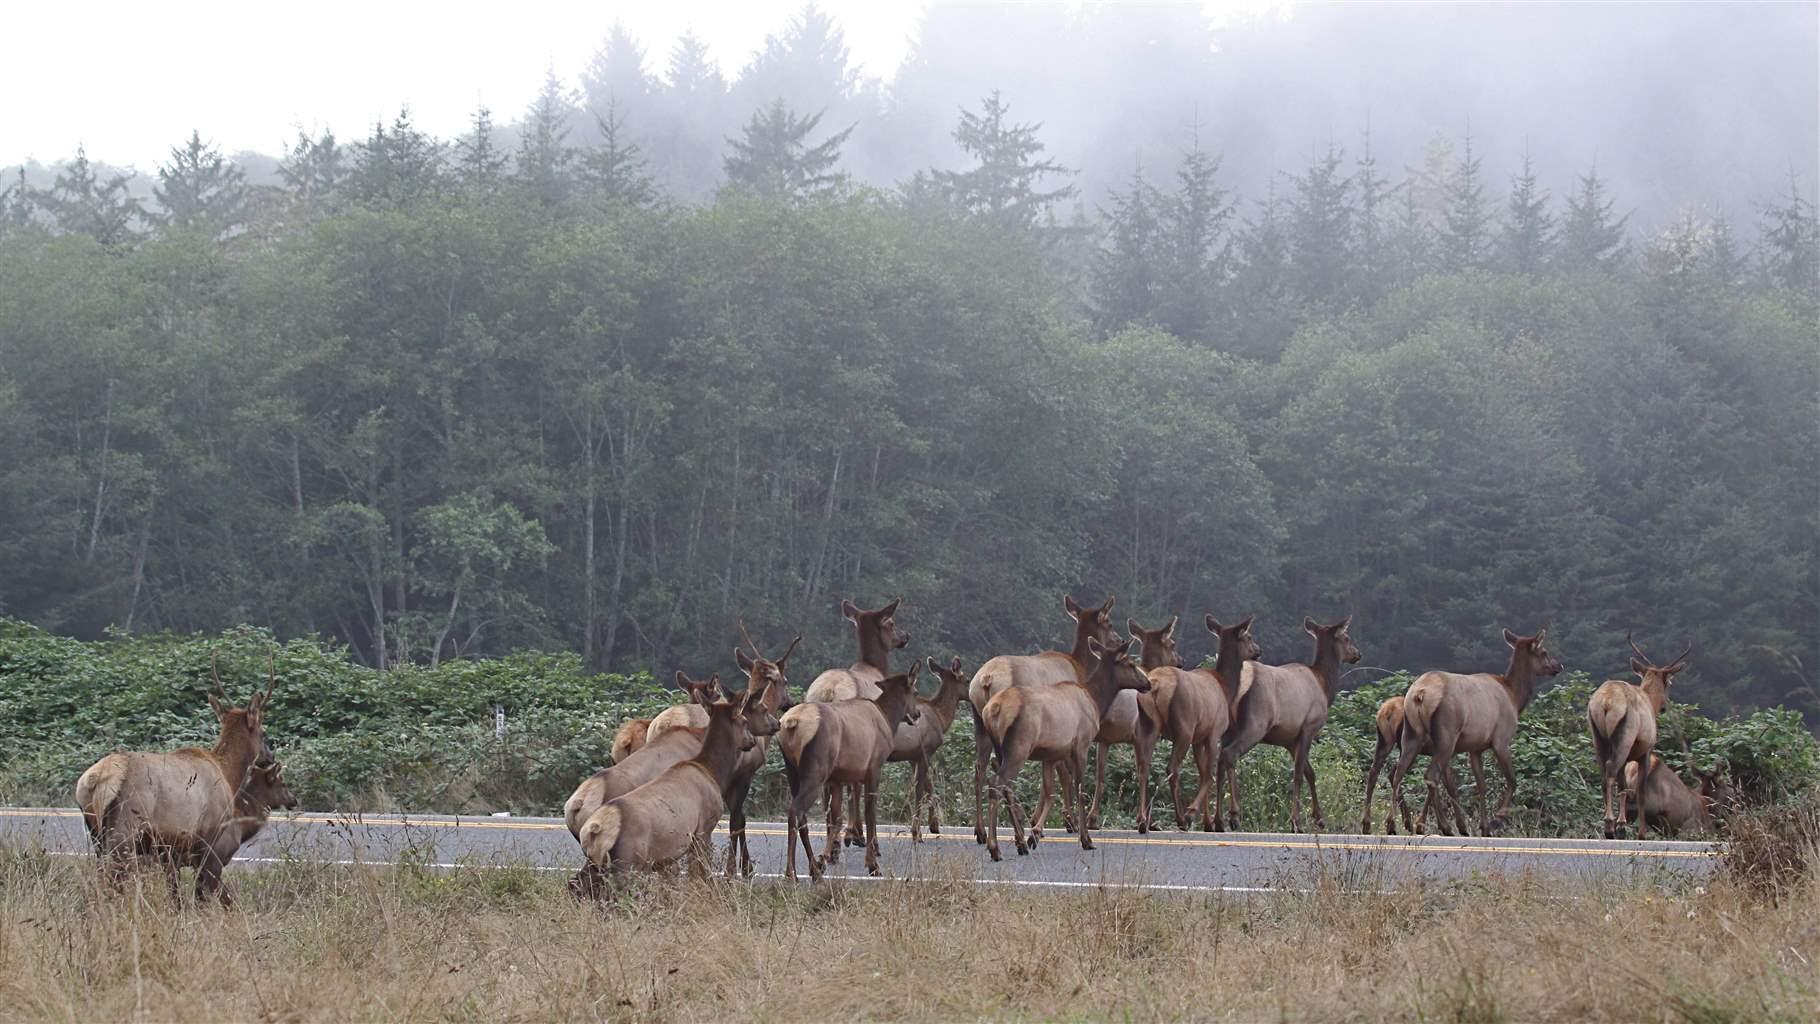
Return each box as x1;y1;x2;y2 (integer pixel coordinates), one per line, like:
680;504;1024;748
2;833;1815;1022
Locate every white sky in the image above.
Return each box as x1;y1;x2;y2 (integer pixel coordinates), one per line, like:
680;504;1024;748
4;0;1281;172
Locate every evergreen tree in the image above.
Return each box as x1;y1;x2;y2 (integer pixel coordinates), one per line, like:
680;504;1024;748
0;167;34;236
279;130;345;212
1757;175;1819;299
936;91;1075;232
584;100;656;208
1558;165;1630;271
153;130;249;237
1092;162;1161;332
1287;143;1355;302
1353;123;1390;299
347;109;443;210
1438;134;1490;270
454;106;509;195
1386;179;1433;287
668;31;724;101
1705;212;1747;289
1154;135;1233;343
1498;152;1554;274
723;100;852;200
738;3;860;116
580;22;655;122
1226;186;1297;359
37;146;143;247
654;31;730;201
515;73;581;209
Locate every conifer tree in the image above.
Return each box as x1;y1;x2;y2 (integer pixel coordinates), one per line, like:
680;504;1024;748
1438;134;1490;270
936;91;1075;232
153;131;249;236
1558;165;1630;271
1498;152;1554;274
723;99;851;200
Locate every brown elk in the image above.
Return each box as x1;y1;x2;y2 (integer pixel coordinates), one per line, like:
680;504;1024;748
75;654;282;905
1620;755;1726;838
1589;633;1689;840
1216;616;1359;832
803;598;911;849
1358;694;1450;835
576;686;781;892
1080;620;1162;833
611;718;653;763
968;595;1119;844
723;628;801;877
978;636;1153;861
887;656;969;841
779;662;924;880
1390;628;1564;836
564;673;725;842
1131;616;1234;831
642;670;729;742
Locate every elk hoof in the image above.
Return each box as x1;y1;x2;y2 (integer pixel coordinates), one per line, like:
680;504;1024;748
1080;836;1095;851
1202;817;1215;833
1089;814;1101;830
928;823;940;835
1029;826;1044;844
974;827;987;844
867;862;881;877
1015;843;1029;856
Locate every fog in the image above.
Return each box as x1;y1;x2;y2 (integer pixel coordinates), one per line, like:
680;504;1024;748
5;2;1813;227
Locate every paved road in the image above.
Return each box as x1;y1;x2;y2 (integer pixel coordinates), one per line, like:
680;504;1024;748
0;806;1713;892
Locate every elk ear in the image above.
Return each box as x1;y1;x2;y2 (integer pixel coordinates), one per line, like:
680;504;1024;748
907;660;922;686
1205;614;1223;634
736;649;755;674
841;599;860;624
1303;616;1319;637
1534;629;1547;646
208;694;226;719
1100;596;1116;614
1086;636;1107;658
1164;615;1178;638
882;598;901;618
949;656;963;675
1064;595;1082;618
1127;617;1143;638
1338;615;1352;632
1503;628;1522;648
1238;616;1254;635
673;670;691;690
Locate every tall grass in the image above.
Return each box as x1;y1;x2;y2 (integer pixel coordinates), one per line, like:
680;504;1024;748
3;840;1814;1022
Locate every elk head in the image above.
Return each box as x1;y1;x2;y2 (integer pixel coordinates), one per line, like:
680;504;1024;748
876;661;925;727
735;622;801;714
842;597;911;656
1627;632;1690;709
1697;762;1739;821
1085;635;1153;695
1064;594;1119;651
1305;616;1361;666
239;759;299;814
1128;616;1182;669
929;656;968;694
1205;615;1262;664
208;651;278;765
1503;628;1564;678
674;671;725;707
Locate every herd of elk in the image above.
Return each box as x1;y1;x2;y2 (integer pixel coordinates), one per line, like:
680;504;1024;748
73;597;1744;907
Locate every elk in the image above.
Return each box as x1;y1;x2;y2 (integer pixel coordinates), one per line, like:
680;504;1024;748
564;673;725;842
611;718;653;763
887;656;969;841
576;686;781;892
1131;616;1236;831
723;627;800;877
75;653;281;905
1390;628;1564;836
978;636;1153;861
1080;621;1162;833
779;662;924;880
1620;755;1725;838
1589;633;1689;840
803;598;912;849
641;671;730;742
1358;695;1438;835
1216;616;1359;832
968;595;1119;844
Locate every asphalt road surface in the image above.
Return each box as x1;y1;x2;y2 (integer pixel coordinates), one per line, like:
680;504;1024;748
0;806;1713;892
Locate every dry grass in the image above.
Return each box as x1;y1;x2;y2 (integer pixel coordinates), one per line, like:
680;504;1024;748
1;843;1816;1023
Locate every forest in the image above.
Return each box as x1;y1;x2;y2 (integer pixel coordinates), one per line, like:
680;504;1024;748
0;4;1815;724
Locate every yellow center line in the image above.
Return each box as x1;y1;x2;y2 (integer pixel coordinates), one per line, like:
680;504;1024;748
1;808;1712;859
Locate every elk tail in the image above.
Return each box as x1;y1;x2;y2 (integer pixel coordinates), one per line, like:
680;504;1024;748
75;760;125;851
980;688;1024;748
579;805;621;873
1402;677;1440;747
563;783;594;842
778;704;821;765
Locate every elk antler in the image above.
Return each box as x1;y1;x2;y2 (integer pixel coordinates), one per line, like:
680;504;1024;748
1669;642;1693;670
262;648;279;705
1626;631;1651;665
736;619;761;658
776;634;802;664
209;651;232;703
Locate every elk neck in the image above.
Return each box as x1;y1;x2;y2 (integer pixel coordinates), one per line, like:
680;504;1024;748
1497;650;1541;713
854;621;895;675
1309;639;1346;704
1212;643;1246;704
211;721;262;796
1083;660;1127;721
692;707;747;792
1068;620;1101;667
872;679;917;732
926;674;967;730
1638;673;1671;715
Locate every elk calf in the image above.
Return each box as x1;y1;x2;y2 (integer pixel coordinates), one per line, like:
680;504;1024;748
779;663;923;880
1621;756;1719;838
979;636;1152;861
888;656;969;841
1589;634;1688;840
577;688;781;891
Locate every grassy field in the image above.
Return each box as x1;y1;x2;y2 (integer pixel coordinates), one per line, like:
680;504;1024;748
2;839;1815;1023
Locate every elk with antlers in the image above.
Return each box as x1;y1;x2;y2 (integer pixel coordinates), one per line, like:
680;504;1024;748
1390;628;1564;836
779;661;923;880
1589;633;1690;840
888;656;969;841
1131;616;1237;831
968;595;1120;844
978;636;1152;861
1216;617;1359;833
803;598;912;851
576;686;781;892
75;652;284;905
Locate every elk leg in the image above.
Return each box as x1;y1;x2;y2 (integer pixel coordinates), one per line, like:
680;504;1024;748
1190;739;1217;831
1300;737;1325;832
1167;732;1190;829
1072;745;1094;851
1468;751;1490;837
1361;735;1391;835
846;783;865;848
1424;733;1461;837
687;830;712;882
1635;755;1651;842
920;755;941;836
1087;741;1109;832
822;781;844;866
1134;723;1156;833
972;706;991;845
1445;762;1471;837
864;776;882;876
1032;763;1056;842
1489;739;1518;834
1390;736;1426;833
723;774;755;879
